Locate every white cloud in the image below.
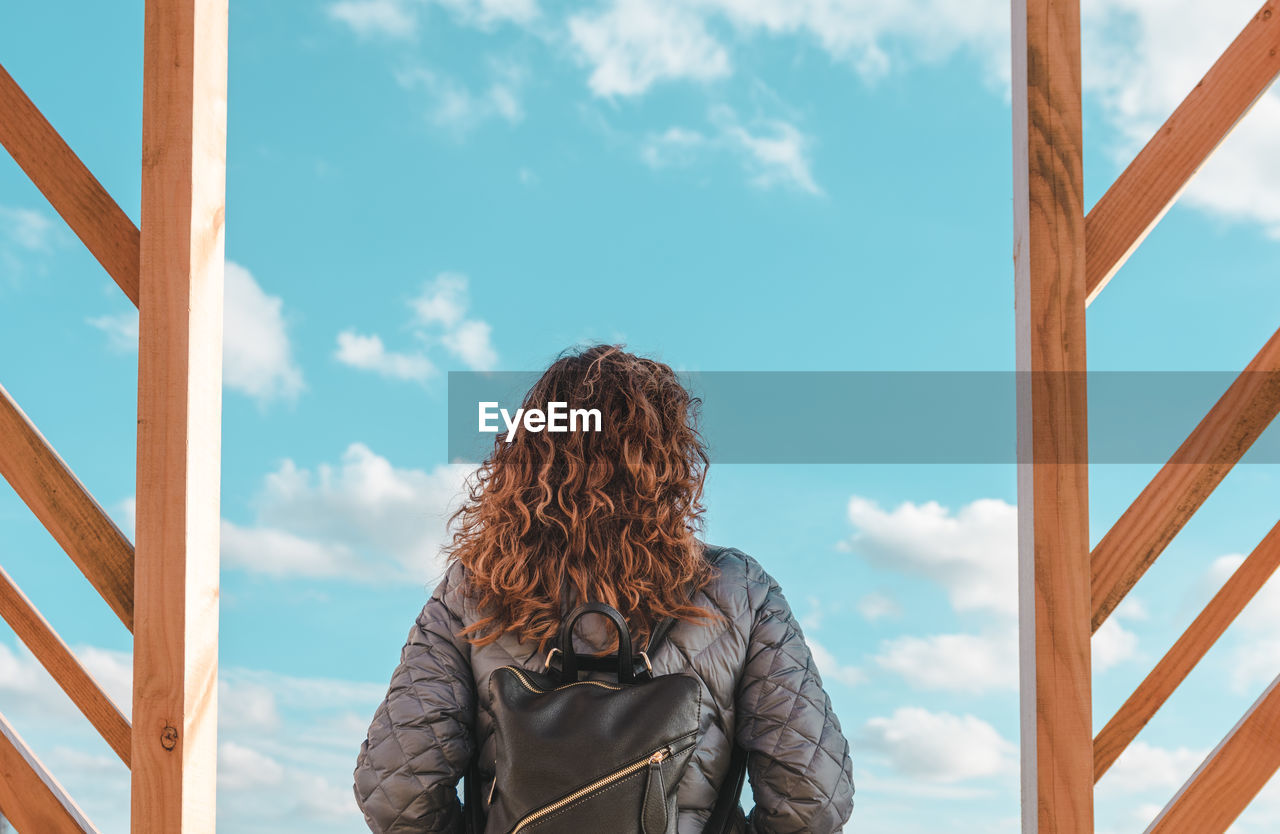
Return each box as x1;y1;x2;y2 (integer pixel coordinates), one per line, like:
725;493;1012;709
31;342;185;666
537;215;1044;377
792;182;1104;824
221;677;282;733
328;0;536;39
216;666;387;831
441;319;499;371
614;0;1280;236
335;331;435;381
875;630;1018;694
82;261;303;405
1192;553;1280;693
720;113;821;194
0;640;133;768
1;205;61;282
220;741;286;791
415;273;499;369
862;707;1016;783
856;591;901;622
410;271;469;328
341;272;498;379
220;523;358;580
807;637;866;687
222;442;471;583
1232;772;1280;834
1093;617;1140;673
434;0;538;27
0;640;387;832
116;496;136;535
397;62;526;135
568;0;1009;98
642;126;709;168
1115;596;1150;622
328;0;1280;236
1097;740;1205;795
569;0;731;97
86;311;139;352
224;261;306;403
845;496;1017;617
1079;0;1280;237
643;106;821;194
327;0;417;38
0;205;56;251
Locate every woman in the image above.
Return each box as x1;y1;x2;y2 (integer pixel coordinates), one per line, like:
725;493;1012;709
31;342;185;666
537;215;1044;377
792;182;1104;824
353;345;855;833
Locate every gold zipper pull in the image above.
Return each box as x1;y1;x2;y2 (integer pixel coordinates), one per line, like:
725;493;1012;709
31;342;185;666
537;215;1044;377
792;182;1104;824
488;775;498;804
648;748;670;765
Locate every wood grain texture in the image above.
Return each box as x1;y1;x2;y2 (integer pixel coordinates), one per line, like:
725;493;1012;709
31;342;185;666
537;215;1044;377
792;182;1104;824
0;62;140;305
1146;675;1280;833
132;0;227;830
0;564;132;765
1092;328;1280;630
1095;519;1280;781
0;711;99;834
1084;2;1280;303
0;383;135;631
1013;0;1093;831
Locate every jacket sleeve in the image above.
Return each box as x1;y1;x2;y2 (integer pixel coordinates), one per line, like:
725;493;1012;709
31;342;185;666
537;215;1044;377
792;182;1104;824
354;588;476;834
734;559;855;833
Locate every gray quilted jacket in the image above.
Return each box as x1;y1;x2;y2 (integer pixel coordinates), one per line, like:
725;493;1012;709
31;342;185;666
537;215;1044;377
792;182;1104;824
353;544;855;833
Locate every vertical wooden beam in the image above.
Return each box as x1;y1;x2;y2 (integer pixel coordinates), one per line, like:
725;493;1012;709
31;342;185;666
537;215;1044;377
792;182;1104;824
133;0;227;831
1013;0;1092;831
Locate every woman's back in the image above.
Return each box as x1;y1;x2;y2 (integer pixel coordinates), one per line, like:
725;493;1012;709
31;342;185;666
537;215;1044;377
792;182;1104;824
354;543;854;833
353;346;853;832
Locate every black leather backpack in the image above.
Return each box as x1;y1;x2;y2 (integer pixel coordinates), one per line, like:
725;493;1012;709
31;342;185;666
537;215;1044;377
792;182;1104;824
465;601;747;834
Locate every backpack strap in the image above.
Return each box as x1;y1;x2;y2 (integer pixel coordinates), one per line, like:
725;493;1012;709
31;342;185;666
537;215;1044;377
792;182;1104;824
551;590;686;680
464;755;483;834
705;744;749;833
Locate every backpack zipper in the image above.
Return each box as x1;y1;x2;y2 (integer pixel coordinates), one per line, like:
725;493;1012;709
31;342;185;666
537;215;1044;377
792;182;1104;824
509;746;670;833
502;665;623;693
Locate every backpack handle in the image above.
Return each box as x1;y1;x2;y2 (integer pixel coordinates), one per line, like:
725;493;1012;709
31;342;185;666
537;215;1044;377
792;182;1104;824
557;602;637;684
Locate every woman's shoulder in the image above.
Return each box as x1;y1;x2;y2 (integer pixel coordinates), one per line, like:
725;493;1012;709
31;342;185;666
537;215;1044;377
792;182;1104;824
698;542;782;612
419;558;472;626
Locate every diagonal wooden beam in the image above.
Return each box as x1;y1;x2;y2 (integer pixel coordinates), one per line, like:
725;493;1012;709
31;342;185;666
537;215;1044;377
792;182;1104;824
1092;327;1280;630
1146;674;1280;833
0;710;100;834
0;564;131;765
1084;1;1280;304
0;62;140;306
1095;518;1280;781
0;383;135;631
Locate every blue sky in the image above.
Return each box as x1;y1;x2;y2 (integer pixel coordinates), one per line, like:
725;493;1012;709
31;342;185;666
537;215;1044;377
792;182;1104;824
2;0;1280;831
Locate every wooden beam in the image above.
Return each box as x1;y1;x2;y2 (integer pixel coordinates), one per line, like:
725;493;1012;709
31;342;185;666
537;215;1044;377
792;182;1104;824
1146;674;1280;833
1092;327;1280;630
1013;0;1093;831
0;564;131;765
0;711;99;834
1095;519;1280;781
0;383;135;631
0;63;140;306
1084;1;1280;303
132;0;227;830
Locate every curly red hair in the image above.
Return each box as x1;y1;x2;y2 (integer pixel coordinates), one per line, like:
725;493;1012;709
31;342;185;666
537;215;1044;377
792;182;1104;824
445;345;718;651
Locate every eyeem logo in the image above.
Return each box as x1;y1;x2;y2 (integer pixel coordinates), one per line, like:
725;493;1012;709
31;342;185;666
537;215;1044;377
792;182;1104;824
478;401;602;442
